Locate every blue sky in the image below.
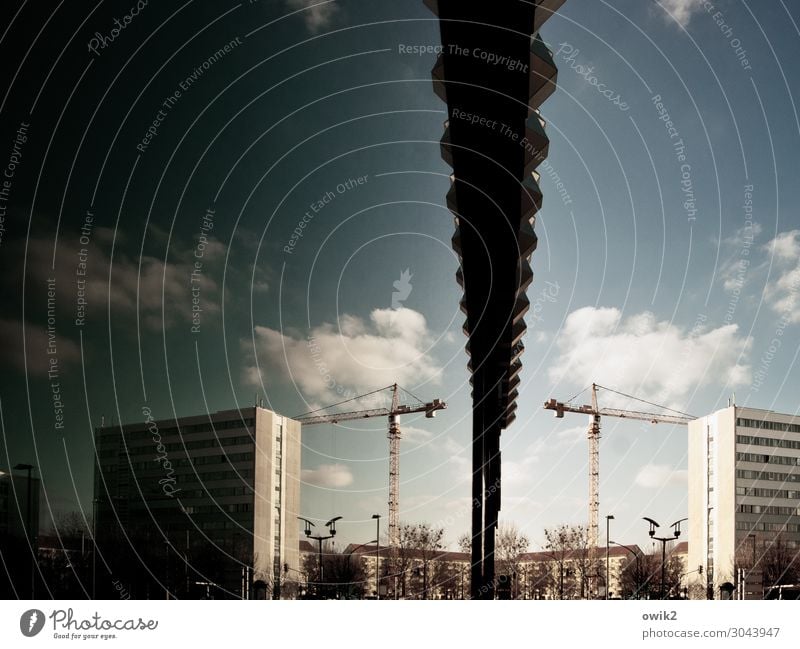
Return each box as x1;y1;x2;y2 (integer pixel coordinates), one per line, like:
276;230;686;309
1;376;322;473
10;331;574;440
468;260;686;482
1;0;799;554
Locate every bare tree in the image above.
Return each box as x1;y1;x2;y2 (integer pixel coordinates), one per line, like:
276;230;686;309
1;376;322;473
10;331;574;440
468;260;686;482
51;511;92;547
391;523;446;599
495;524;529;599
760;534;800;595
522;561;554;599
411;523;445;599
393;524;417;598
543;524;582;599
619;551;683;599
431;557;462;599
300;541;367;599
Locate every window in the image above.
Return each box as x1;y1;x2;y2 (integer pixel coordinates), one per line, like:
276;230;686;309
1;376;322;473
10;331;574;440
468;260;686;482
737;452;800;467
736;434;800;449
737;417;800;434
737;468;800;483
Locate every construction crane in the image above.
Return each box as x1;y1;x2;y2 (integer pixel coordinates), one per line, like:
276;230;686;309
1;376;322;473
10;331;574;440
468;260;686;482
543;383;694;595
294;384;446;547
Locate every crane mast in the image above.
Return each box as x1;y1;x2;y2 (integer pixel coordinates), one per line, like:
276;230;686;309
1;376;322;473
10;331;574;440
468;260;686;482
544;383;694;598
388;385;401;547
295;384;446;550
588;385;600;577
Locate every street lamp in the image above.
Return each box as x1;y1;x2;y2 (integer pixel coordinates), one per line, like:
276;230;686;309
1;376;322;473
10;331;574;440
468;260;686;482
644;517;687;599
299;515;341;598
610;541;642;599
14;463;36;599
372;514;381;600
605;514;614;599
344;540;377;599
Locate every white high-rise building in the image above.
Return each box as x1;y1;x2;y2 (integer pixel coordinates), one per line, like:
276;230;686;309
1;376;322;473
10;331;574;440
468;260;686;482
688;405;800;598
94;406;301;599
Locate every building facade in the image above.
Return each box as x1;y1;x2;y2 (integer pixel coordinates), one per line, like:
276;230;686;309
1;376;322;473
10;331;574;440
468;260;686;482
94;406;300;598
332;543;653;600
689;405;800;598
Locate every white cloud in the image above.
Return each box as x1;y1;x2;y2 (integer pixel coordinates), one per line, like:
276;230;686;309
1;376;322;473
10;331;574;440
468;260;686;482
401;425;433;446
718;222;762;293
0;318;81;377
440;436;470;479
548;306;751;408
634;463;688;489
721;257;750;293
658;0;704;27
764;230;800;324
285;0;338;33
242;307;442;402
503;441;544;488
555;425;586;444
532;331;550;344
14;235;221;331
302;463;353;488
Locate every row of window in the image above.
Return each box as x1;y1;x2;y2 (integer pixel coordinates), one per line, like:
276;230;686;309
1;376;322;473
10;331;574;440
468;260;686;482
177;469;253;482
736;521;800;533
182;503;252;514
736;434;800;450
124;435;254;456
737;469;800;483
121;452;255;472
737;417;800;434
738;504;800;516
737;452;800;466
98;418;256;442
198;520;247;531
198;452;253;465
735;486;798;499
97;466;254;483
180;486;252;499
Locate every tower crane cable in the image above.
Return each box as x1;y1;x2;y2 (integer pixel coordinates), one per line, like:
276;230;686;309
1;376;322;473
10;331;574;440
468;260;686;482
294;385;395;419
564;384;591;406
594;384;695;419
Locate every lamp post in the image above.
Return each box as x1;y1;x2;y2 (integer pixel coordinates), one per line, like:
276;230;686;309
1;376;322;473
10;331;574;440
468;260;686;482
345;539;377;599
298;516;341;598
372;514;381;599
644;517;687;599
610;541;642;599
605;514;614;599
14;463;35;599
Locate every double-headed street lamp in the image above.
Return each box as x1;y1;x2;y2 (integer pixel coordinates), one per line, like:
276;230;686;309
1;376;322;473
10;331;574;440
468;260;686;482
372;514;381;600
299;515;341;597
644;517;687;599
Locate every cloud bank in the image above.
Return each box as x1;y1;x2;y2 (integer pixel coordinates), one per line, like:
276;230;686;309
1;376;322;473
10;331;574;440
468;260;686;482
548;306;751;408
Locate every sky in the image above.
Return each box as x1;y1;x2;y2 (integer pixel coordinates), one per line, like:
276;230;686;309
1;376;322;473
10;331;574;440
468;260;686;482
1;0;799;554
